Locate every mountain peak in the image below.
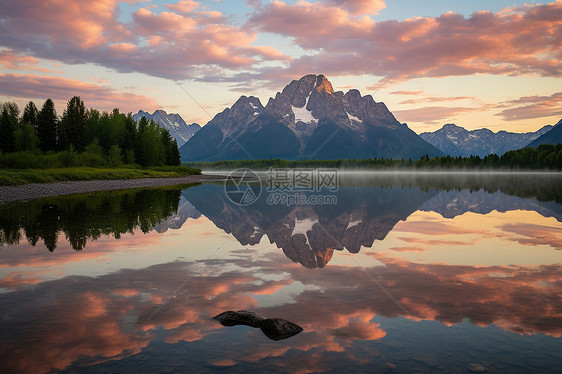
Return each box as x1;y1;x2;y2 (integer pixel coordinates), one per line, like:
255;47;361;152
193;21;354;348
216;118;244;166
314;74;334;94
180;74;442;161
231;95;263;114
295;74;334;95
420;122;555;157
133;110;200;147
442;123;461;130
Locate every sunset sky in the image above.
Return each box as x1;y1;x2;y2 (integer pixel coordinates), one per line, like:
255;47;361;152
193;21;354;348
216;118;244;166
0;0;561;133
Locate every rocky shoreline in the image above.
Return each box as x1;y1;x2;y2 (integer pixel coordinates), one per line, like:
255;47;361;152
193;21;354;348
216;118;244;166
0;174;227;204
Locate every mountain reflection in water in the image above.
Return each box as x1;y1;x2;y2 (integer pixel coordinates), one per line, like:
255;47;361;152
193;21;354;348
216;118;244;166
0;174;560;373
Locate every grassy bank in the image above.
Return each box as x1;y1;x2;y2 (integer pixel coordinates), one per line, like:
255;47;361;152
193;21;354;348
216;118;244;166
0;166;201;186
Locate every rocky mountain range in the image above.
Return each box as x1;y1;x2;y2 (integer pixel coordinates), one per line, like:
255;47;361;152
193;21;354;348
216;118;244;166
180;74;442;161
419;123;553;157
133;110;201;147
527;119;562;148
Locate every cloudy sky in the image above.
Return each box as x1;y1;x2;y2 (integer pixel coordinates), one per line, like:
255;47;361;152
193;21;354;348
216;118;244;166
0;0;560;132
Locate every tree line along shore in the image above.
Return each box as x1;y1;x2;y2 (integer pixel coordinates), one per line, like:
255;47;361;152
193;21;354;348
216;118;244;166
0;98;200;186
185;143;562;171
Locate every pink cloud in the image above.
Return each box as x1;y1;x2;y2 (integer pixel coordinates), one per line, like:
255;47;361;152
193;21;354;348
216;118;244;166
388;90;424;95
0;49;54;73
0;0;289;80
1;249;560;373
496;92;562;121
166;0;200;15
0;73;160;114
245;1;562;86
398;96;477;105
325;0;386;16
392;106;481;125
500;223;562;250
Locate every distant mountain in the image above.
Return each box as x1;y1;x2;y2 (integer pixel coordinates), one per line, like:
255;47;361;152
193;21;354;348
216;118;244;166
133;110;201;147
526;119;562;148
420;123;553;157
180;74;442;161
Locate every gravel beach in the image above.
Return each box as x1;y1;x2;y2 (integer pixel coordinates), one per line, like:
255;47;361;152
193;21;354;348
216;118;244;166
0;174;227;204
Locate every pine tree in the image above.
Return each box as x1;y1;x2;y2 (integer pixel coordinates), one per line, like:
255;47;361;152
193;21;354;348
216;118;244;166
0;108;16;153
135;117;149;166
62;96;86;152
169;139;181;166
22;101;38;134
2;102;20;122
37;98;58;153
120;113;137;164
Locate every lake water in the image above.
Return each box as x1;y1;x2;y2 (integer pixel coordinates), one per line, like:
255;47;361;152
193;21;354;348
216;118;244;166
1;173;561;373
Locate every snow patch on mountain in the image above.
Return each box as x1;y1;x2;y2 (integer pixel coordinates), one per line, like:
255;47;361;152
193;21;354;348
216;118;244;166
292;93;316;123
133;110;201;147
347;112;362;123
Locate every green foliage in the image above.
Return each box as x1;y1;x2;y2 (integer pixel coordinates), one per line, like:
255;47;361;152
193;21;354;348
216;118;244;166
121;113;137;163
107;145;123;167
1;97;182;170
0;108;16;153
187;144;562;171
61;96;87;152
37;98;58;153
22;101;38;133
2;101;20;120
84;138;104;156
15;123;39;151
78;152;105;167
58;145;80;167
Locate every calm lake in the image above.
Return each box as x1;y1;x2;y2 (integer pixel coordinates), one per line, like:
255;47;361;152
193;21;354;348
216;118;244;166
1;172;561;373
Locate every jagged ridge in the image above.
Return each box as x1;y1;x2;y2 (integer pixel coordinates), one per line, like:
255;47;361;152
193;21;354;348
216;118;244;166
180;74;442;161
133;110;201;147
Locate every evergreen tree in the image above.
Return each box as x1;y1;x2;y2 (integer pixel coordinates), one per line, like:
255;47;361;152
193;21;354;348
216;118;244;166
0;108;16;153
37;98;58;153
57;120;69;151
169;138;181;166
62;96;86;152
160;129;180;165
120;113;137;164
136;117;149;166
22;101;38;134
2;101;20;122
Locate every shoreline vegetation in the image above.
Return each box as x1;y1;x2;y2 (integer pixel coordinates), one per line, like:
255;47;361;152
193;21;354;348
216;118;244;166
185;143;562;171
0;97;201;186
0;166;201;186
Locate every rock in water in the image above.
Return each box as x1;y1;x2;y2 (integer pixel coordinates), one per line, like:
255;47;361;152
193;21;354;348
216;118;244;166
212;310;265;328
260;317;304;341
212;310;303;341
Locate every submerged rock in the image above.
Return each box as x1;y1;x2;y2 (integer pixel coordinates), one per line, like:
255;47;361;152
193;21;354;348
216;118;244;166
212;310;303;341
